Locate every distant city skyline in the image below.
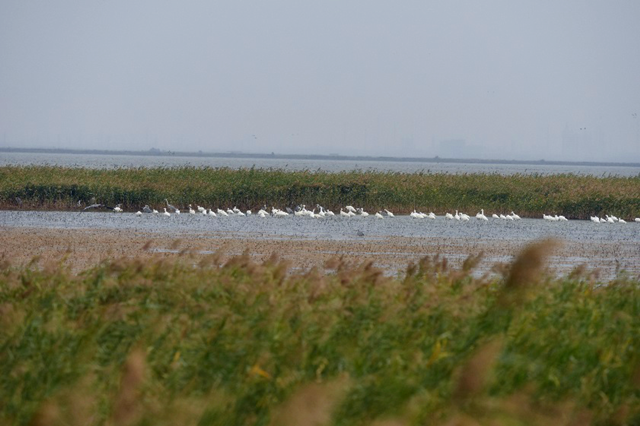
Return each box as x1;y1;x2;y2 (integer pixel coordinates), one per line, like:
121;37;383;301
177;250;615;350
1;1;639;162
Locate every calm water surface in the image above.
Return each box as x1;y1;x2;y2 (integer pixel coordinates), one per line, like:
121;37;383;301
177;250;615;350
2;210;639;278
2;152;640;176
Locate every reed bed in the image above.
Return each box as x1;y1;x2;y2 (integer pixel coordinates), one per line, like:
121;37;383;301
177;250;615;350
1;166;640;219
1;240;640;425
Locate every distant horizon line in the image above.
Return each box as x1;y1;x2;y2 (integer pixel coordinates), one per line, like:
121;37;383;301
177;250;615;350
1;146;640;169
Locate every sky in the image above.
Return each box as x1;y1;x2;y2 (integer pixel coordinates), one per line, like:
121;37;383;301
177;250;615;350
1;1;639;162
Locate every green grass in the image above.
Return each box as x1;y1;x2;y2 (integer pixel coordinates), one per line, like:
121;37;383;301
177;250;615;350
2;241;640;425
1;166;640;219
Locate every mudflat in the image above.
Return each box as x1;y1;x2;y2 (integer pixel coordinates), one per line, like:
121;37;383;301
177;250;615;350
1;227;637;279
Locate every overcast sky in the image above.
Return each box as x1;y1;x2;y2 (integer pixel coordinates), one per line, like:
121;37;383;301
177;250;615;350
1;1;639;161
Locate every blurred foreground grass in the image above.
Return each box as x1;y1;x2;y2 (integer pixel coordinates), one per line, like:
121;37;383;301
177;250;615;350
1;240;640;425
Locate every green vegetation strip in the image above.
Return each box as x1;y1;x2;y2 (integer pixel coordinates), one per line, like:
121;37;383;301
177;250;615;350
1;166;640;219
2;241;640;425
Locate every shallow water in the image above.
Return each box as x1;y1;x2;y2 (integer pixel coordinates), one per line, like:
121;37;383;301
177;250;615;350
2;210;639;278
2;210;638;244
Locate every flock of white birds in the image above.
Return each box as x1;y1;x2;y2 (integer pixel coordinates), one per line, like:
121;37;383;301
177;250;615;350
121;200;640;223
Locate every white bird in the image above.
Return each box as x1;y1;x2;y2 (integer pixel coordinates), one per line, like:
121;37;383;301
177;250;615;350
499;214;507;220
357;208;369;217
454;210;460;220
492;213;500;219
346;205;357;213
635;218;640;222
273;209;289;217
152;208;159;214
113;204;123;213
189;204;196;214
619;218;627;223
459;212;470;221
226;208;235;215
558;215;568;221
163;208;171;217
606;215;615;223
445;212;454;220
384;209;395;217
375;211;384;219
217;208;229;217
246;210;252;216
340;209;351;217
510;211;521;220
135;211;142;216
315;204;333;216
197;205;205;213
590;216;600;223
476;209;488;221
208;209;217;217
428;212;436;220
258;210;268;217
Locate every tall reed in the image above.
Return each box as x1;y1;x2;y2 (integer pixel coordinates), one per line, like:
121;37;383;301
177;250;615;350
2;166;639;219
1;241;640;425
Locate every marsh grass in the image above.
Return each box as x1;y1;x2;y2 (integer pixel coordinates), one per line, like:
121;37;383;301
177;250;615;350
1;166;639;219
1;241;640;425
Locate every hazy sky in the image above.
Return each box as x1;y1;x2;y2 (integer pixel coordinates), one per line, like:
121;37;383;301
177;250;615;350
1;1;639;161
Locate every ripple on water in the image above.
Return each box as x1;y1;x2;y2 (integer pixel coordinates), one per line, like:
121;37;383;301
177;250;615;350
2;210;639;279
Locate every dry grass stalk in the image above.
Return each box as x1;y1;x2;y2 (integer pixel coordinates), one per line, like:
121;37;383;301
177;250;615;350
452;339;503;404
498;239;561;307
504;239;561;291
109;349;146;426
268;378;350;426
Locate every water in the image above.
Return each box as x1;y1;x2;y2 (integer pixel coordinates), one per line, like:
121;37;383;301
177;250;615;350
2;210;637;242
2;152;639;176
2;211;639;278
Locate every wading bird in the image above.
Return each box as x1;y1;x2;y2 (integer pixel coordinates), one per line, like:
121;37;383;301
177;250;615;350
476;209;488;221
165;199;179;213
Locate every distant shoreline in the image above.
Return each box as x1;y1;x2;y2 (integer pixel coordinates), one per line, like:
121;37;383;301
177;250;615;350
2;147;639;169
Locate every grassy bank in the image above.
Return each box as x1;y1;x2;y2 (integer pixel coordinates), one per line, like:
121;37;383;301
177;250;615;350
2;241;640;425
1;166;640;219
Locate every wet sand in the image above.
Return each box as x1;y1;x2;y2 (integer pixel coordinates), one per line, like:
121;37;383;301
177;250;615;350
1;226;638;279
